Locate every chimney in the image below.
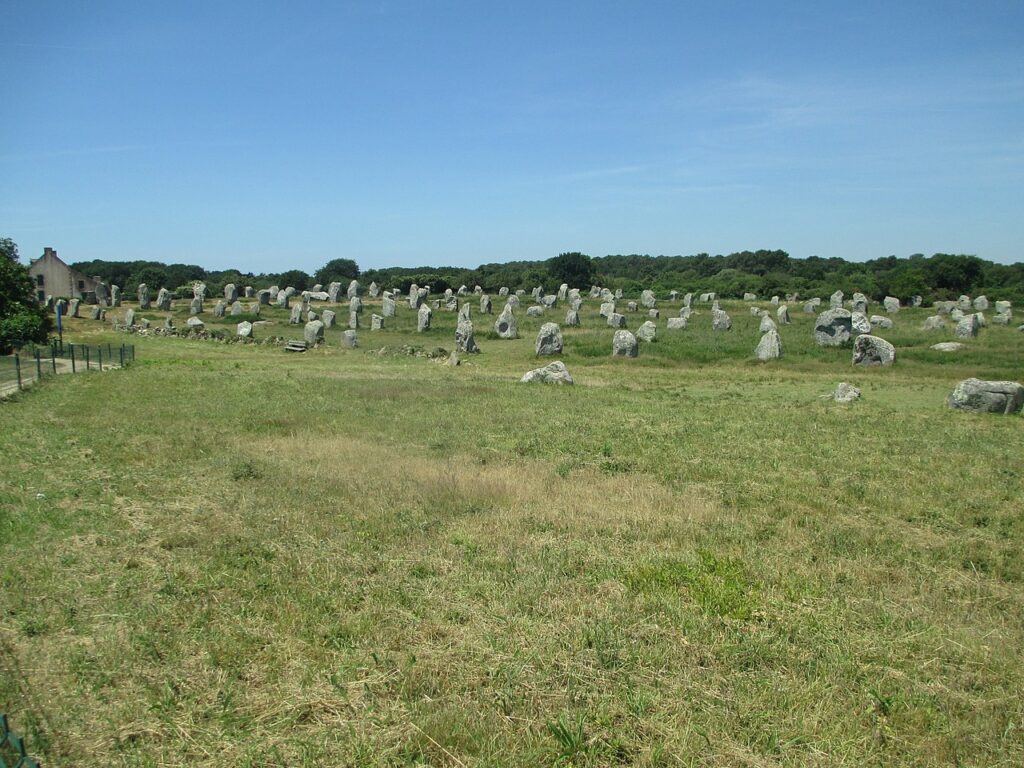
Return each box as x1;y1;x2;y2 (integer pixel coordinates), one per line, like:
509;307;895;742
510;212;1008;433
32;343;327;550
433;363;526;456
44;247;56;258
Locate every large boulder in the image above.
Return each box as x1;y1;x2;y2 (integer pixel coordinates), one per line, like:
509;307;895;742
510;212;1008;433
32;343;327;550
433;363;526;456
948;378;1024;414
535;323;563;356
870;315;893;329
666;317;687;330
759;314;777;334
417;304;432;332
611;330;638;357
883;296;900;313
520;361;574;385
814;308;853;346
922;315;945;330
236;321;253;338
852;334;895;366
640;290;657;309
607;312;626;328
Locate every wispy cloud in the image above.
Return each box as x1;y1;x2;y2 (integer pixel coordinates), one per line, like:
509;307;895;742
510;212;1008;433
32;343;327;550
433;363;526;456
0;140;249;164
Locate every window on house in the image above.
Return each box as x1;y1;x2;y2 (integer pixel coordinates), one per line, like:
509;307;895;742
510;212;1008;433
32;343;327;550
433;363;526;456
78;280;85;290
36;274;44;286
37;290;46;302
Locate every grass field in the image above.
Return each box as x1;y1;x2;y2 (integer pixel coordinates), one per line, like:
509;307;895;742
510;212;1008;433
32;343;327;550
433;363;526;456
2;294;1023;766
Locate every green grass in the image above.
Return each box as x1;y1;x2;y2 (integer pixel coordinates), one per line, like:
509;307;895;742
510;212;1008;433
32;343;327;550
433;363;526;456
1;296;1022;766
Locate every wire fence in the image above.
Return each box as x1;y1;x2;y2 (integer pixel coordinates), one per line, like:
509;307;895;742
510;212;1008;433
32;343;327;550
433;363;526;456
0;342;136;399
0;714;40;767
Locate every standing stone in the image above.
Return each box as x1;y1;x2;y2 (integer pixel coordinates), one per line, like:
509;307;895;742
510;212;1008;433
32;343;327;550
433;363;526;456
851;293;868;313
541;294;558;308
948;378;1024;414
371;314;384;330
251;303;261;317
382;295;396;317
995;300;1011;315
455;318;478;353
137;283;151;310
95;281;109;306
277;290;290;308
712;308;731;331
648;309;660;319
607;312;626;328
883;296;900;313
669;291;680;301
213;300;226;318
612;330;638;357
224;283;238;302
480;295;492;314
244;286;255;298
257;289;272;305
667;317;687;330
350;296;363;315
498;287;509;297
777;304;790;324
190;297;203;316
417;304;432;332
636;320;657;342
759;314;777;334
290;304;302;324
852;334;896;366
527;306;545;317
641;290;656;309
922;315;945;330
830;290;844;309
683;293;693;308
155;287;171;310
369;282;379;298
535;323;563;355
506;294;521;309
303;320;325;346
458;302;472;321
912;295;923;307
599;301;616;318
565;309;580;327
679;306;692;321
124;308;135;326
803;301;818;314
955;314;979;338
557;283;569;301
307;309;318;323
193;282;207;301
348;311;360;330
814;308;853;346
342;330;358;348
68;298;81;317
237;321;254;338
951;308;965;321
322;309;336;328
89;305;103;320
328;282;343;302
347;280;361;299
627;301;638;312
851;311;871;333
957;295;972;311
110;285;122;307
743;292;757;301
770;295;780;306
495;306;518;338
755;329;783;361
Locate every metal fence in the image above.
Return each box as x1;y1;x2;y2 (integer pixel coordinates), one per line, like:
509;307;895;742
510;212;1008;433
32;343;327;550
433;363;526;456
0;714;40;768
0;342;136;398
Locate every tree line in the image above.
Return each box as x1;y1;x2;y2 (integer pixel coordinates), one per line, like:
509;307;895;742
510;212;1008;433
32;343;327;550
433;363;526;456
69;250;1024;305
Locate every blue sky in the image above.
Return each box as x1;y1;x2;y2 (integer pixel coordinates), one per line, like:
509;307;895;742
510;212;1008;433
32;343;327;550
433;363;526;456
2;1;1022;273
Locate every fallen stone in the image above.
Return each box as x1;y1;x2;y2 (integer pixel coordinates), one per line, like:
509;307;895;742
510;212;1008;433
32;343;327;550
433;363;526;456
520;361;574;385
931;342;964;352
948;378;1024;414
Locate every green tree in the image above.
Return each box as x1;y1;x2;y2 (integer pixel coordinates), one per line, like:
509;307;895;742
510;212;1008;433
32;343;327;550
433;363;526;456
1;239;52;353
276;269;312;291
546;252;596;288
314;259;360;286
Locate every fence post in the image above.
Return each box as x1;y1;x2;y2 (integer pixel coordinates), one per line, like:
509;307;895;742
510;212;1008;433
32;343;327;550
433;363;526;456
98;346;103;370
15;354;22;390
119;345;124;367
85;346;90;371
70;344;76;373
51;347;57;374
35;349;42;381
